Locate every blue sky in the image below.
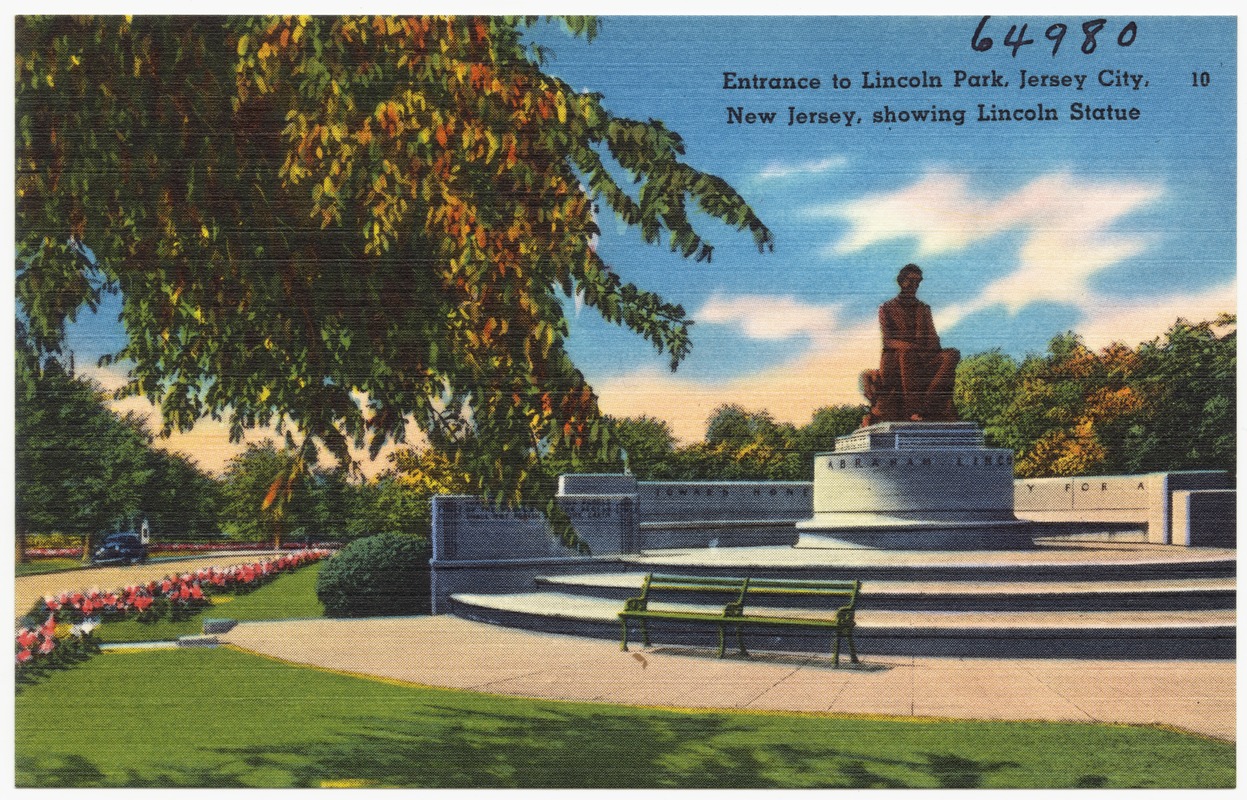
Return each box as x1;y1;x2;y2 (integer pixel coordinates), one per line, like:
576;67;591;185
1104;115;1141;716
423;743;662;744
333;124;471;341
529;15;1237;438
60;13;1237;467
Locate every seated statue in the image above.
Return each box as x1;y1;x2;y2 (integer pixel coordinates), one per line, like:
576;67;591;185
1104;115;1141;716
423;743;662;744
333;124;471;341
861;264;960;426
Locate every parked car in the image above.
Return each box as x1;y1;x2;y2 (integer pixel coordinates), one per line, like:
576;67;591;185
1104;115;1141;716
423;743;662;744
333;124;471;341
91;533;149;566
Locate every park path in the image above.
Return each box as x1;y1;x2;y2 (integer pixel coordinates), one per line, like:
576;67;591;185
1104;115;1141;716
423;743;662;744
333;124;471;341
222;616;1237;742
14;551;286;619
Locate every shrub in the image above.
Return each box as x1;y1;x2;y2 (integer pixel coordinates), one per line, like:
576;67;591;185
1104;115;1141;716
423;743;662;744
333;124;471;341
316;533;431;618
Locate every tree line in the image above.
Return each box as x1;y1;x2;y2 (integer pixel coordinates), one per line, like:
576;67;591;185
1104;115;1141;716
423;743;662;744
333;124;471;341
599;316;1234;482
17;315;1233;560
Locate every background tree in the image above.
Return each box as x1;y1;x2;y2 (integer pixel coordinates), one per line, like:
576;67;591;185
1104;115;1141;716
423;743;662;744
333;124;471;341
1122;315;1235;475
15;352;153;561
953;317;1234;478
603;415;678;478
220;441;310;547
136;443;222;543
16;16;772;524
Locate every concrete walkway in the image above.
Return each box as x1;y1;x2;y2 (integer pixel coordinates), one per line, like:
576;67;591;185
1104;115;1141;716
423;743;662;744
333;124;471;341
221;616;1236;742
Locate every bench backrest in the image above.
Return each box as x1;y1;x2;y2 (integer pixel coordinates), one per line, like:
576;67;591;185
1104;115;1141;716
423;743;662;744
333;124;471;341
642;573;749;604
640;573;859;608
741;577;860;608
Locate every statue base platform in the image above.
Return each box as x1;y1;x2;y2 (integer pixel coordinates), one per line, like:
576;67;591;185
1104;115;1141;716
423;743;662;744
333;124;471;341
795;422;1034;550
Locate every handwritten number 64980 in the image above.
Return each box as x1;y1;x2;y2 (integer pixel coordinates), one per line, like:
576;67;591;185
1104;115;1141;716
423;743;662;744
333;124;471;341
972;16;1138;57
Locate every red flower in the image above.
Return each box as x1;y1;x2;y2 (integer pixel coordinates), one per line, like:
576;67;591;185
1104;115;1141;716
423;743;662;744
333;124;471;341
16;649;32;664
133;595;153;612
44;597;61;612
40;616;57;638
38;637;56;655
16;629;37;649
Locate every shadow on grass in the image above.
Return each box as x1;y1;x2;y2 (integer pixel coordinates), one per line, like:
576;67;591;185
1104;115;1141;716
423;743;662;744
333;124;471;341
20;698;1021;788
21;701;1038;788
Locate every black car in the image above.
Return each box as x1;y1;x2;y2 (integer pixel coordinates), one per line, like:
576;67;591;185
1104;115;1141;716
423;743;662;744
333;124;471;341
91;533;149;566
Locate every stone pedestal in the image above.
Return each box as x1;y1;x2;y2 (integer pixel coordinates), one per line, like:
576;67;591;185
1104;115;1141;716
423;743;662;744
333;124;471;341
796;422;1034;549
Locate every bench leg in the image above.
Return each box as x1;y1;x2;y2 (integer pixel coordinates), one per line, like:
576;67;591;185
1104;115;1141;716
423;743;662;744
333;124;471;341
736;625;749;657
641;619;651;648
847;629;859;664
717;626;727;658
620;619;629;652
833;632;842;667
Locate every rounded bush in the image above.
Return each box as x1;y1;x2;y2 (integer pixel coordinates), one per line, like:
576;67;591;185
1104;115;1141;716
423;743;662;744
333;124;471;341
316;533;431;618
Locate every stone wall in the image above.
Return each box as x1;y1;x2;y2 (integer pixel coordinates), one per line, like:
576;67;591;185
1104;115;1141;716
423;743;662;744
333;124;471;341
1013;471;1233;545
560;474;809;548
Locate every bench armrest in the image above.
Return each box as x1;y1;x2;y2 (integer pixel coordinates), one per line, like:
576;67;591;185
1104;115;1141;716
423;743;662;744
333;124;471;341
724;602;745;618
836;606;855;625
623;597;648;612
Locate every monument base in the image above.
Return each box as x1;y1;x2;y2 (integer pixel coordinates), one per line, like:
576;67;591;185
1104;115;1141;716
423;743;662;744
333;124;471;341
798;421;1033;550
795;514;1035;550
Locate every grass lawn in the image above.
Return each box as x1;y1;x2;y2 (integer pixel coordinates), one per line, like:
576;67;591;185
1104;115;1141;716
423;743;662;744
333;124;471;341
94;563;326;643
15;646;1235;789
17;558;86;577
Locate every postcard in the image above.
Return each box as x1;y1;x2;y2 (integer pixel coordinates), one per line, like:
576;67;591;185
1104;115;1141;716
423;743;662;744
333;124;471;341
13;13;1236;789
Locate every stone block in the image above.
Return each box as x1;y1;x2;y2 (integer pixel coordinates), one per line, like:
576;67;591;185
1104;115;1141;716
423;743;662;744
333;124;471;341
1014;478;1075;514
558;473;639;496
431;494;639;562
1171;489;1236;547
202;618;237;634
638;481;812;523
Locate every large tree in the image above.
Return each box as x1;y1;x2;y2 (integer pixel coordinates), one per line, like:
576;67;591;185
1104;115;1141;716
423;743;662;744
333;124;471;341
16;16;772;511
15;350;153;562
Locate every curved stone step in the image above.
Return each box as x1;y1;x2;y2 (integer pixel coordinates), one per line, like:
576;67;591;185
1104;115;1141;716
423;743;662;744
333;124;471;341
616;543;1236;582
449;591;1236;660
533;572;1237;612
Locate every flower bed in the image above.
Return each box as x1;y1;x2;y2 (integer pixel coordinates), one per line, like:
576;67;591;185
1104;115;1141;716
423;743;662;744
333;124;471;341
15;549;332;685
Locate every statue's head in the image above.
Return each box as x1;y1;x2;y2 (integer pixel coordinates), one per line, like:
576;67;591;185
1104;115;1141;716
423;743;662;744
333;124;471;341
897;264;922;295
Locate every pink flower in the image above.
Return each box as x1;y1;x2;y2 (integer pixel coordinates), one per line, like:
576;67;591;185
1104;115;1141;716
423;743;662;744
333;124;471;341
38;637;56;655
40;616;57;638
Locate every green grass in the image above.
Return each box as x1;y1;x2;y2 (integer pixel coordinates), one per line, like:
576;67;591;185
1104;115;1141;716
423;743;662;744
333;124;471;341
17;558;86;577
15;647;1234;789
94;563;325;643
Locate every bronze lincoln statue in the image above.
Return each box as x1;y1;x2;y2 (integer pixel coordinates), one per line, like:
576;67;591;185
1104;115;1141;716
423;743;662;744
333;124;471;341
861;264;960;425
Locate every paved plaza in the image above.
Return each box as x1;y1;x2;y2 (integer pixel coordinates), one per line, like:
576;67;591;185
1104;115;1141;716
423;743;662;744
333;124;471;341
222;615;1236;742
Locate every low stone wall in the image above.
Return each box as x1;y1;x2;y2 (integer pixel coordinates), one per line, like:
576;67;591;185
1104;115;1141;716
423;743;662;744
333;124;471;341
1014;471;1233;545
428;494;639;613
560;474;810;548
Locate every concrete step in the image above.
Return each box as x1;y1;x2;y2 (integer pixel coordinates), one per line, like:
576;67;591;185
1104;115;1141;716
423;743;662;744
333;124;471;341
449;591;1236;660
615;543;1237;582
533;572;1238;612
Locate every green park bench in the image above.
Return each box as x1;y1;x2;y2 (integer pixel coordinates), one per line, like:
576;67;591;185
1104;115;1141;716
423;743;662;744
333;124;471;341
619;572;861;666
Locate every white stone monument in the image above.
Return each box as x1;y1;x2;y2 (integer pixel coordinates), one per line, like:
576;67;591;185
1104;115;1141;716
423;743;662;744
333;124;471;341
796;421;1034;549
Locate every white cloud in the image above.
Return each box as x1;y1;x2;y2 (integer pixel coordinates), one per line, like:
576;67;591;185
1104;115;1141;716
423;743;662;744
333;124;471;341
814;170;1163;330
1075;281;1236;350
696;294;841;340
755;155;847;181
